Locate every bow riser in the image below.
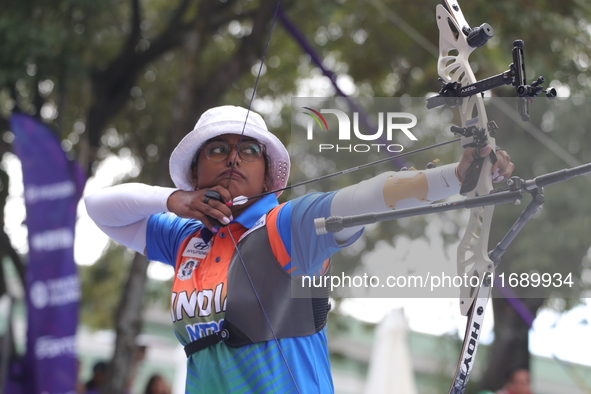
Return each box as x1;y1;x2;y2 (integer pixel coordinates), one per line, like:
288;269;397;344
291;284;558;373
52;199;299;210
436;4;495;316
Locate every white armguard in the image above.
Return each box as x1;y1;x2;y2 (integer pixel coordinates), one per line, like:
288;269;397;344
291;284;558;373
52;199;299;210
331;164;461;240
84;183;177;254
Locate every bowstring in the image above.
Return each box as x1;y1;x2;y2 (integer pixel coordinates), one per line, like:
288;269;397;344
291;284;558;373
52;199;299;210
225;0;281;189
223;1;301;392
226;230;300;394
235;137;462;204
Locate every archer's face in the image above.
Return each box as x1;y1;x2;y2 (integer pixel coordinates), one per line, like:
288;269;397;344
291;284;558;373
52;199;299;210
507;370;531;394
191;134;267;210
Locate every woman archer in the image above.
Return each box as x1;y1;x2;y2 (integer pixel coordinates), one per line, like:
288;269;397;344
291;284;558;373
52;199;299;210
85;105;513;393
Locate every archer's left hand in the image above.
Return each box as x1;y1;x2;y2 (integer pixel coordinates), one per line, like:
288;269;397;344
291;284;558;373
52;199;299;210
456;145;514;183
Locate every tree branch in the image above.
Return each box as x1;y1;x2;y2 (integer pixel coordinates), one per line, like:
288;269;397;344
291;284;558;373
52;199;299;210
85;0;195;174
0;116;9;134
199;0;281;115
128;0;142;50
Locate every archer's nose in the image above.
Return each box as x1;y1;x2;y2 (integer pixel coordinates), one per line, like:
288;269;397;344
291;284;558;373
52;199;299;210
226;145;242;166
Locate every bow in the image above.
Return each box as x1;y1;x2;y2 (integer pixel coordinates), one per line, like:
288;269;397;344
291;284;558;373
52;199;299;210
310;1;555;392
424;1;558;392
433;3;497;392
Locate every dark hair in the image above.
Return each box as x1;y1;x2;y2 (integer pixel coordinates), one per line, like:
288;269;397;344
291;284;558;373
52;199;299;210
144;374;165;394
85;361;108;390
263;152;271;188
505;367;529;383
92;361;108;373
190;149;201;173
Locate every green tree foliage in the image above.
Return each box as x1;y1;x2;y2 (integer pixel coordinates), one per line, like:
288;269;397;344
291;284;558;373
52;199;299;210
79;244;134;329
2;0;591;391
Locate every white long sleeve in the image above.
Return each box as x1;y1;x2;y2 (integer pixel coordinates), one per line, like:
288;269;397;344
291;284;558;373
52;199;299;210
84;183;177;254
331;164;461;240
86;166;460;250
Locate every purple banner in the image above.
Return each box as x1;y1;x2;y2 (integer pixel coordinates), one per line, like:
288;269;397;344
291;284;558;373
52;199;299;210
8;113;85;394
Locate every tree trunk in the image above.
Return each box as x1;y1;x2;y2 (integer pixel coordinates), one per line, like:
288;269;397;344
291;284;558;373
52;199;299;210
101;252;148;394
476;297;545;392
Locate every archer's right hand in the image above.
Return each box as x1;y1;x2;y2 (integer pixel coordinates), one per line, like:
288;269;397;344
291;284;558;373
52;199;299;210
167;186;233;232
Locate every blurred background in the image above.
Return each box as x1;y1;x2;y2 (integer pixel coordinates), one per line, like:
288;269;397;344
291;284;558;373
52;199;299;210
1;0;591;393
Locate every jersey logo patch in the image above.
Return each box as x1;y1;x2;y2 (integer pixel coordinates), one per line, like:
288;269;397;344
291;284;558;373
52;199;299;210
239;214;267;242
177;259;199;281
182;237;211;258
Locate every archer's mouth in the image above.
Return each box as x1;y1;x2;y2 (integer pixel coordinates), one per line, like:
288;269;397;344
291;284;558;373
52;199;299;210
220;169;245;180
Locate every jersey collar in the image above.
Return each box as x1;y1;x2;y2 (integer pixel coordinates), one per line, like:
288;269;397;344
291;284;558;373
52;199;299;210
233;193;279;229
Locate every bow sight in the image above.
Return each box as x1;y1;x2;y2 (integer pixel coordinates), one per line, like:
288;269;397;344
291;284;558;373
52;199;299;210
427;36;557;122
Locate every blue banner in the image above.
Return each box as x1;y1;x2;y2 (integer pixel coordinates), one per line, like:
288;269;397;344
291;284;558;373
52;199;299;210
8;113;85;394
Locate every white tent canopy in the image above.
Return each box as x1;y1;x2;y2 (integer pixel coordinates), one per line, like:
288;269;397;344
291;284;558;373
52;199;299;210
364;308;418;394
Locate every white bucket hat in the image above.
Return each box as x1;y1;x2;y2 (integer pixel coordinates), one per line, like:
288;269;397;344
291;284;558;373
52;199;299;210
169;105;290;196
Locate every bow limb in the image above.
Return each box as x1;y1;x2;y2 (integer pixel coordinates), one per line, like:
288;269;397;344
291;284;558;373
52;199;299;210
436;3;496;317
436;3;496;393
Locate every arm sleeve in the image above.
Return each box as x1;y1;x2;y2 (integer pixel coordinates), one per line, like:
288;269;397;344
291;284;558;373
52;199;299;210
84;183;177;254
273;164;459;275
331;163;461;240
